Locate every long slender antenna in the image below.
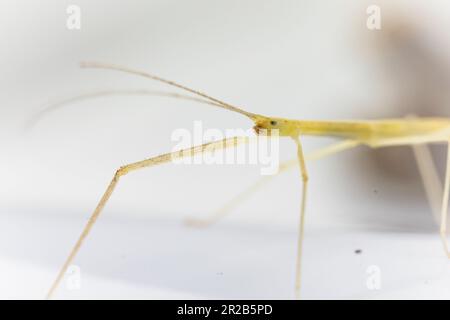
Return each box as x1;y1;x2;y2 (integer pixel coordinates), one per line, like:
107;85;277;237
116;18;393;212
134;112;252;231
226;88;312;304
27;89;228;129
80;62;258;119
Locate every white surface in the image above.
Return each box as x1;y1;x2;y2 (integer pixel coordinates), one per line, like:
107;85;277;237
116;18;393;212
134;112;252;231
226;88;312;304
2;0;450;299
2;209;450;300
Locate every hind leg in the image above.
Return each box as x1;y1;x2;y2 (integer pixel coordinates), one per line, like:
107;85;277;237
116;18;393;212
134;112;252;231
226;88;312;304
412;143;442;226
439;140;450;257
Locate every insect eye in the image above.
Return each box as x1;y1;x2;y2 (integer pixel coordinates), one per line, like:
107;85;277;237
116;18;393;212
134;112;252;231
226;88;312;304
270;120;278;126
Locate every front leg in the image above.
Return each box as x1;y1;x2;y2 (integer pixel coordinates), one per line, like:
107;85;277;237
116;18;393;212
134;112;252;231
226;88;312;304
46;136;248;299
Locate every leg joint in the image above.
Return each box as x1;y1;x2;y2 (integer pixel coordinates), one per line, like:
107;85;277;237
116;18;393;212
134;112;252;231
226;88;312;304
116;166;129;177
302;173;309;182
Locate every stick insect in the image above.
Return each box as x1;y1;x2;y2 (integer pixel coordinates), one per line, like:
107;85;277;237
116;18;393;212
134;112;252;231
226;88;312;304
41;62;450;299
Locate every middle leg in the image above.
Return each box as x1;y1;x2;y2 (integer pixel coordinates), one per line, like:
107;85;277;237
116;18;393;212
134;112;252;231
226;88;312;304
292;135;309;299
185;139;360;227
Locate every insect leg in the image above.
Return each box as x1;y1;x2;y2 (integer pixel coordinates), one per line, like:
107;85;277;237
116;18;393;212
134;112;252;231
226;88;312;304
184;174;277;227
440;139;450;257
412;143;442;226
46;136;248;299
292;135;309;299
185;140;360;228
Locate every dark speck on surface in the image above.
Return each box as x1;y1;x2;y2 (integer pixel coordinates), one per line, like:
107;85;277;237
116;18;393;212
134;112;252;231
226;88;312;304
354;249;362;254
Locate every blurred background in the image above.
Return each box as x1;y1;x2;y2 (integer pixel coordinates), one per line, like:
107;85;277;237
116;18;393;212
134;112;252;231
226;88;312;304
2;0;450;299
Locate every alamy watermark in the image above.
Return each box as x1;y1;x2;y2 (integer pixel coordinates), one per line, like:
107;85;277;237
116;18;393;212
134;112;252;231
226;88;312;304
65;264;81;291
366;265;381;290
366;5;381;30
66;5;81;30
170;121;280;175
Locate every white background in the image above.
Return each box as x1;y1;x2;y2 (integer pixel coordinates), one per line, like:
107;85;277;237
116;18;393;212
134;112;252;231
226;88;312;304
2;0;450;299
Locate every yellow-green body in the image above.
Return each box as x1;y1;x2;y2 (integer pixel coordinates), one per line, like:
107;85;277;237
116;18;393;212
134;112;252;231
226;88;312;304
253;116;450;146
